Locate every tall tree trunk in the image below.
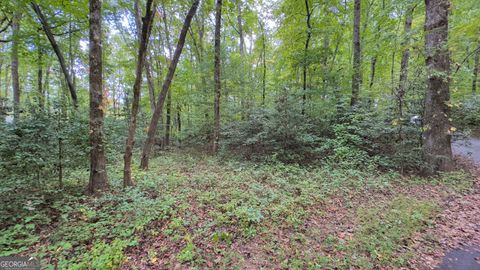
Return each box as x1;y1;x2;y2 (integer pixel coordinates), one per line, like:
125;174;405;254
134;0;156;112
68;17;76;92
423;0;453;172
161;2;173;147
11;11;21;122
88;0;108;194
0;62;2;99
397;5;416;118
3;64;7;98
37;45;44;109
165;90;171;146
194;12;209;120
236;0;245;57
146;57;156;111
473;45;479;94
176;103;181;133
260;20;267;106
369;56;377;89
31;2;78;107
123;0;156;188
236;0;246;117
140;0;200;169
351;0;362;107
369;0;385;89
302;0;311;115
44;63;50;114
212;0;222;153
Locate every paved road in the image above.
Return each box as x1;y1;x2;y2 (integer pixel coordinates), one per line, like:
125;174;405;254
436;247;480;270
435;135;480;270
452;135;480;164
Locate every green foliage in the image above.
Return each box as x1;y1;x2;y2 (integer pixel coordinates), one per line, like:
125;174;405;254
177;239;197;263
0;151;472;269
0;223;39;256
452;95;480;127
436;170;473;193
68;239;128;270
0;112;89;186
352;196;437;267
222;89;323;163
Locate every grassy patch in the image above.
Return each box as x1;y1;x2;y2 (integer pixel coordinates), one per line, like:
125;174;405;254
351;196;438;268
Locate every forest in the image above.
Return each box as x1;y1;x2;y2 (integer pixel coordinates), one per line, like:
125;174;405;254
0;0;479;269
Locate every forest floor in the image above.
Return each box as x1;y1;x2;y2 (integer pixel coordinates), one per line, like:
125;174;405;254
1;151;479;269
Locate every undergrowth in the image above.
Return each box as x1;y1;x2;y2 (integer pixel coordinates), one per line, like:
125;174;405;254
0;151;472;269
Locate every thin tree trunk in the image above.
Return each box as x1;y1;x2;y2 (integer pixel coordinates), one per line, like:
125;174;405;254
44;64;50;114
0;62;2;99
134;0;156;112
423;0;453;172
68;11;76;91
4;64;8;98
177;103;181;133
369;56;377;89
302;0;311;115
397;5;416;118
369;0;385;89
391;52;396;94
161;2;173;147
146;57;156;111
165;90;171;146
212;0;222;154
351;0;362;107
236;0;246;117
321;36;329;95
31;2;78;107
195;13;209;120
37;45;44;109
261;20;267;106
236;0;245;57
473;45;479;94
140;0;200;169
88;0;108;194
11;11;21;122
123;0;156;188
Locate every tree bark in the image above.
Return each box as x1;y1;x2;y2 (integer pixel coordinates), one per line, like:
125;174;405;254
37;45;44;109
134;0;156;112
176;103;181;133
123;0;156;188
473;45;479;94
260;20;267;106
140;0;200;169
369;0;385;89
397;5;415;118
161;2;173;147
11;11;21;123
31;2;78;107
423;0;453;172
236;0;245;57
88;0;108;194
165;90;171;146
302;0;312;115
0;62;2;99
44;64;50;114
146;57;156;111
351;0;362;107
4;63;9;98
236;0;246;117
212;0;222;154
